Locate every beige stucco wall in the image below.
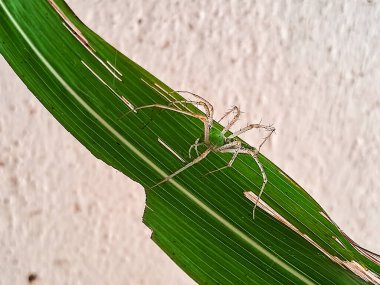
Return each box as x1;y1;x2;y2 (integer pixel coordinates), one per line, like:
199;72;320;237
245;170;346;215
1;1;379;284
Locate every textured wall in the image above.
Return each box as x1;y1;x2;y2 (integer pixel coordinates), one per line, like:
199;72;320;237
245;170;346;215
1;1;379;284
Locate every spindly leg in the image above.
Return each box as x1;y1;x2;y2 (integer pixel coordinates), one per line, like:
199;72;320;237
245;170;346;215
120;103;204;121
170;90;214;122
133;104;211;144
166;96;215;144
151;148;213;188
257;126;275;151
204;141;241;175
168;91;214;128
228;123;275;151
205;150;239;176
134;104;205;120
250;151;267;219
218;106;241;135
188;138;205;157
168;99;211;143
234;148;268;219
168;100;211;118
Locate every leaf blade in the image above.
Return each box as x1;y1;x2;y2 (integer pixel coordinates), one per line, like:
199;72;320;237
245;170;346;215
0;1;379;284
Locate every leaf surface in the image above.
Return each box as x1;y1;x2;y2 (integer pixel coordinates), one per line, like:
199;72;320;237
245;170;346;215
0;1;379;284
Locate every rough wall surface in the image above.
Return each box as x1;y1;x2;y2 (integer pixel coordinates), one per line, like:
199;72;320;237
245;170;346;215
0;1;379;284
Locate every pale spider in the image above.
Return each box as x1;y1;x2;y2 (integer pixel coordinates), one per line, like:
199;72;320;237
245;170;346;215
133;91;275;218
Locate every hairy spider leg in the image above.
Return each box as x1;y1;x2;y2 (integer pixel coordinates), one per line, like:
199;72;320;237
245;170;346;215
218;106;241;135
214;140;242;152
167;100;212;144
140;98;211;131
204;141;242;175
167;91;218;145
133;104;211;143
218;106;239;123
204;141;268;219
133;104;205;119
228;124;275;152
167;95;215;145
188;138;205;157
168;100;211;119
251;152;267;219
235;148;268;219
171;91;214;127
151;148;213;189
258;126;275;151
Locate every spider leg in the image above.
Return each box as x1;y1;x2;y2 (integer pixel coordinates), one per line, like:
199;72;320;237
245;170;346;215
235;148;267;219
134;90;214;144
132;104;211;143
169;100;211;118
204;141;241;175
170;91;214;120
228;123;275;152
170;91;214;129
134;104;205;120
205;149;239;176
151;148;213;188
119;103;204;121
194;142;202;156
168;100;213;144
215;140;242;152
168;99;212;142
188;138;204;158
257;126;275;152
218;106;241;135
250;152;267;219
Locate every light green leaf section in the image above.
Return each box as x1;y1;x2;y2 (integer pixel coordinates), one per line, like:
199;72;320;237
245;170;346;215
1;1;379;284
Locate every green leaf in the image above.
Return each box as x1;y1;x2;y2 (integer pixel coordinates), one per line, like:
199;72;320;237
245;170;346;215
1;1;379;284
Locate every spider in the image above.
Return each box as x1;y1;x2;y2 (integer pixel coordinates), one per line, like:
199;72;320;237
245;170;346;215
132;91;275;218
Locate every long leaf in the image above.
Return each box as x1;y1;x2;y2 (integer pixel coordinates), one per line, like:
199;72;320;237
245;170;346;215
1;1;379;284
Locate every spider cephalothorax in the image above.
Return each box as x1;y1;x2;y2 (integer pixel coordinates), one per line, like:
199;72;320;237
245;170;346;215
208;127;226;147
132;91;275;218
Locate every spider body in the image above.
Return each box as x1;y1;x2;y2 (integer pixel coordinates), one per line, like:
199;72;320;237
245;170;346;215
208;127;226;147
132;91;275;218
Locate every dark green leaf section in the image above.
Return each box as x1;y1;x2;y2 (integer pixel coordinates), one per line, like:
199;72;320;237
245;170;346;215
0;1;378;284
